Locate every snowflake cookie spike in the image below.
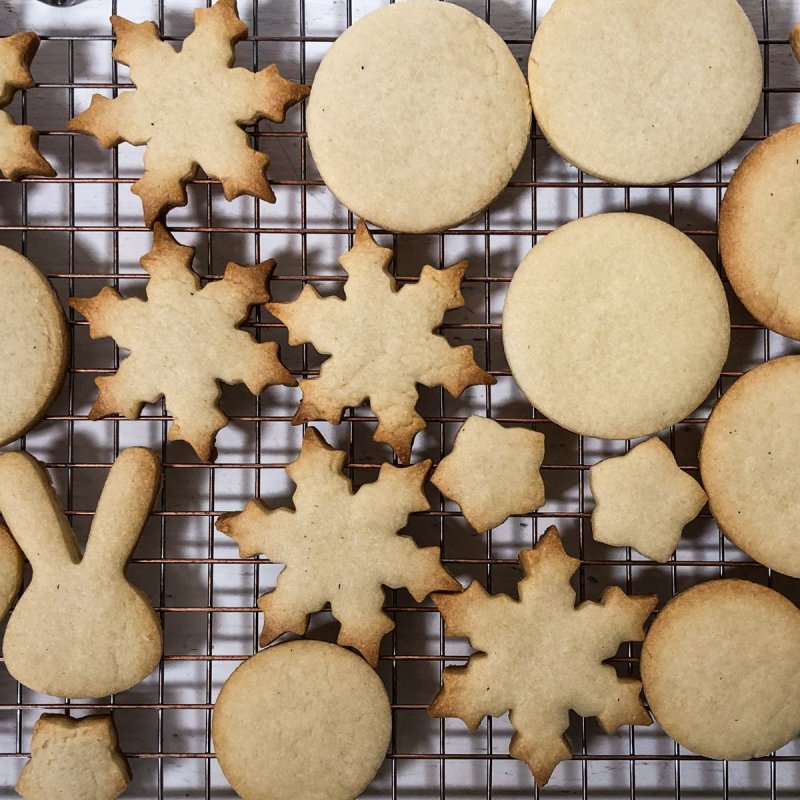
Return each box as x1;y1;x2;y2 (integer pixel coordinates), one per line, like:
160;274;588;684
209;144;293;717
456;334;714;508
67;0;309;228
216;426;460;666
269;219;493;463
71;225;293;462
429;525;657;788
0;32;55;181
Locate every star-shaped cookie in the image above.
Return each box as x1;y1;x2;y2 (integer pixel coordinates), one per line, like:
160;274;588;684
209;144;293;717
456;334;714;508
68;0;309;226
431;416;545;532
16;715;130;800
589;437;707;562
0;32;54;180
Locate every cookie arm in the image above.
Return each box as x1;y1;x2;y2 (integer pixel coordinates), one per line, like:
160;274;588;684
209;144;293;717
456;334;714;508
83;447;161;573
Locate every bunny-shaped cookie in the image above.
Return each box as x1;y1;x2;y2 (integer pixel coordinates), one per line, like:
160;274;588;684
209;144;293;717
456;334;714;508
0;447;163;698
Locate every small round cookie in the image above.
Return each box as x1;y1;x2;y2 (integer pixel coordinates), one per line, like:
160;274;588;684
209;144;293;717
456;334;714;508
529;0;762;184
641;580;800;760
212;640;392;800
306;0;531;233
502;213;730;440
0;523;23;619
720;125;800;339
0;246;68;446
700;356;800;577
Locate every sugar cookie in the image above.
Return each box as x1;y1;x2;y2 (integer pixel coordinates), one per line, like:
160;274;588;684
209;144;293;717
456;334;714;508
68;0;308;226
720;124;800;339
269;220;492;463
791;23;800;63
589;438;707;562
700;356;800;577
306;0;531;233
0;32;55;180
213;640;391;800
71;223;295;462
0;523;23;620
641;579;800;760
529;0;761;184
217;427;460;666
502;213;730;439
0;448;163;698
0;247;69;447
431;416;545;533
430;526;656;786
16;714;130;800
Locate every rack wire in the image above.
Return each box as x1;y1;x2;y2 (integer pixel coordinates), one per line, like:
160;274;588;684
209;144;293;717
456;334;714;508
0;0;799;797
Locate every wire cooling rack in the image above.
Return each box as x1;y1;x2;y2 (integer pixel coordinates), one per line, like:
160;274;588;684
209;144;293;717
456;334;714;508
0;0;799;797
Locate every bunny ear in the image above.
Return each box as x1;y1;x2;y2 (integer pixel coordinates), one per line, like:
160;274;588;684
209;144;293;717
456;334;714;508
0;452;80;574
84;448;161;573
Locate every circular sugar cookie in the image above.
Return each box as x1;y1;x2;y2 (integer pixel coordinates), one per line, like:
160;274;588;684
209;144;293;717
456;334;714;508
0;523;23;620
700;356;800;577
529;0;762;184
212;640;392;800
641;580;800;760
720;125;800;339
0;246;68;446
306;0;531;234
502;213;730;439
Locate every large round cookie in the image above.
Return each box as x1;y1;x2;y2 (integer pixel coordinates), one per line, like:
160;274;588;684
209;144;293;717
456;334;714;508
502;213;730;439
0;246;68;446
641;580;800;760
529;0;762;185
700;356;800;577
720;125;800;339
212;640;392;800
306;0;531;233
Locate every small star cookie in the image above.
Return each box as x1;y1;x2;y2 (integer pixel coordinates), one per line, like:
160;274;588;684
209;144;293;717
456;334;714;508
430;416;545;533
269;220;493;463
0;32;54;180
16;715;130;800
71;223;295;462
430;526;657;786
589;438;707;563
68;0;309;226
217;427;460;666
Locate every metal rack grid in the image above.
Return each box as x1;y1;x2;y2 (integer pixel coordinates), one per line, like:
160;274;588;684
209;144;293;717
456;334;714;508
0;0;799;797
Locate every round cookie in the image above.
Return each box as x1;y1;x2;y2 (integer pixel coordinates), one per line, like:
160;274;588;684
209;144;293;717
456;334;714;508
529;0;762;185
641;580;800;760
0;246;68;446
720;124;800;339
306;0;531;233
700;356;800;577
212;640;392;800
502;213;730;440
0;523;23;620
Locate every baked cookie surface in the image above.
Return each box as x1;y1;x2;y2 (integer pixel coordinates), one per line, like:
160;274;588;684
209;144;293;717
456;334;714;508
212;640;391;800
720;124;800;339
502;213;730;439
529;0;761;184
700;356;800;577
306;0;531;233
0;246;68;447
641;579;800;760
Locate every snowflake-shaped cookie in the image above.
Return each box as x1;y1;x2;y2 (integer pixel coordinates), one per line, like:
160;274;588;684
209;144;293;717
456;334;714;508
269;220;494;463
430;527;657;786
0;32;54;180
217;427;461;665
589;438;707;562
16;715;130;800
68;0;309;226
431;416;545;532
70;223;295;461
